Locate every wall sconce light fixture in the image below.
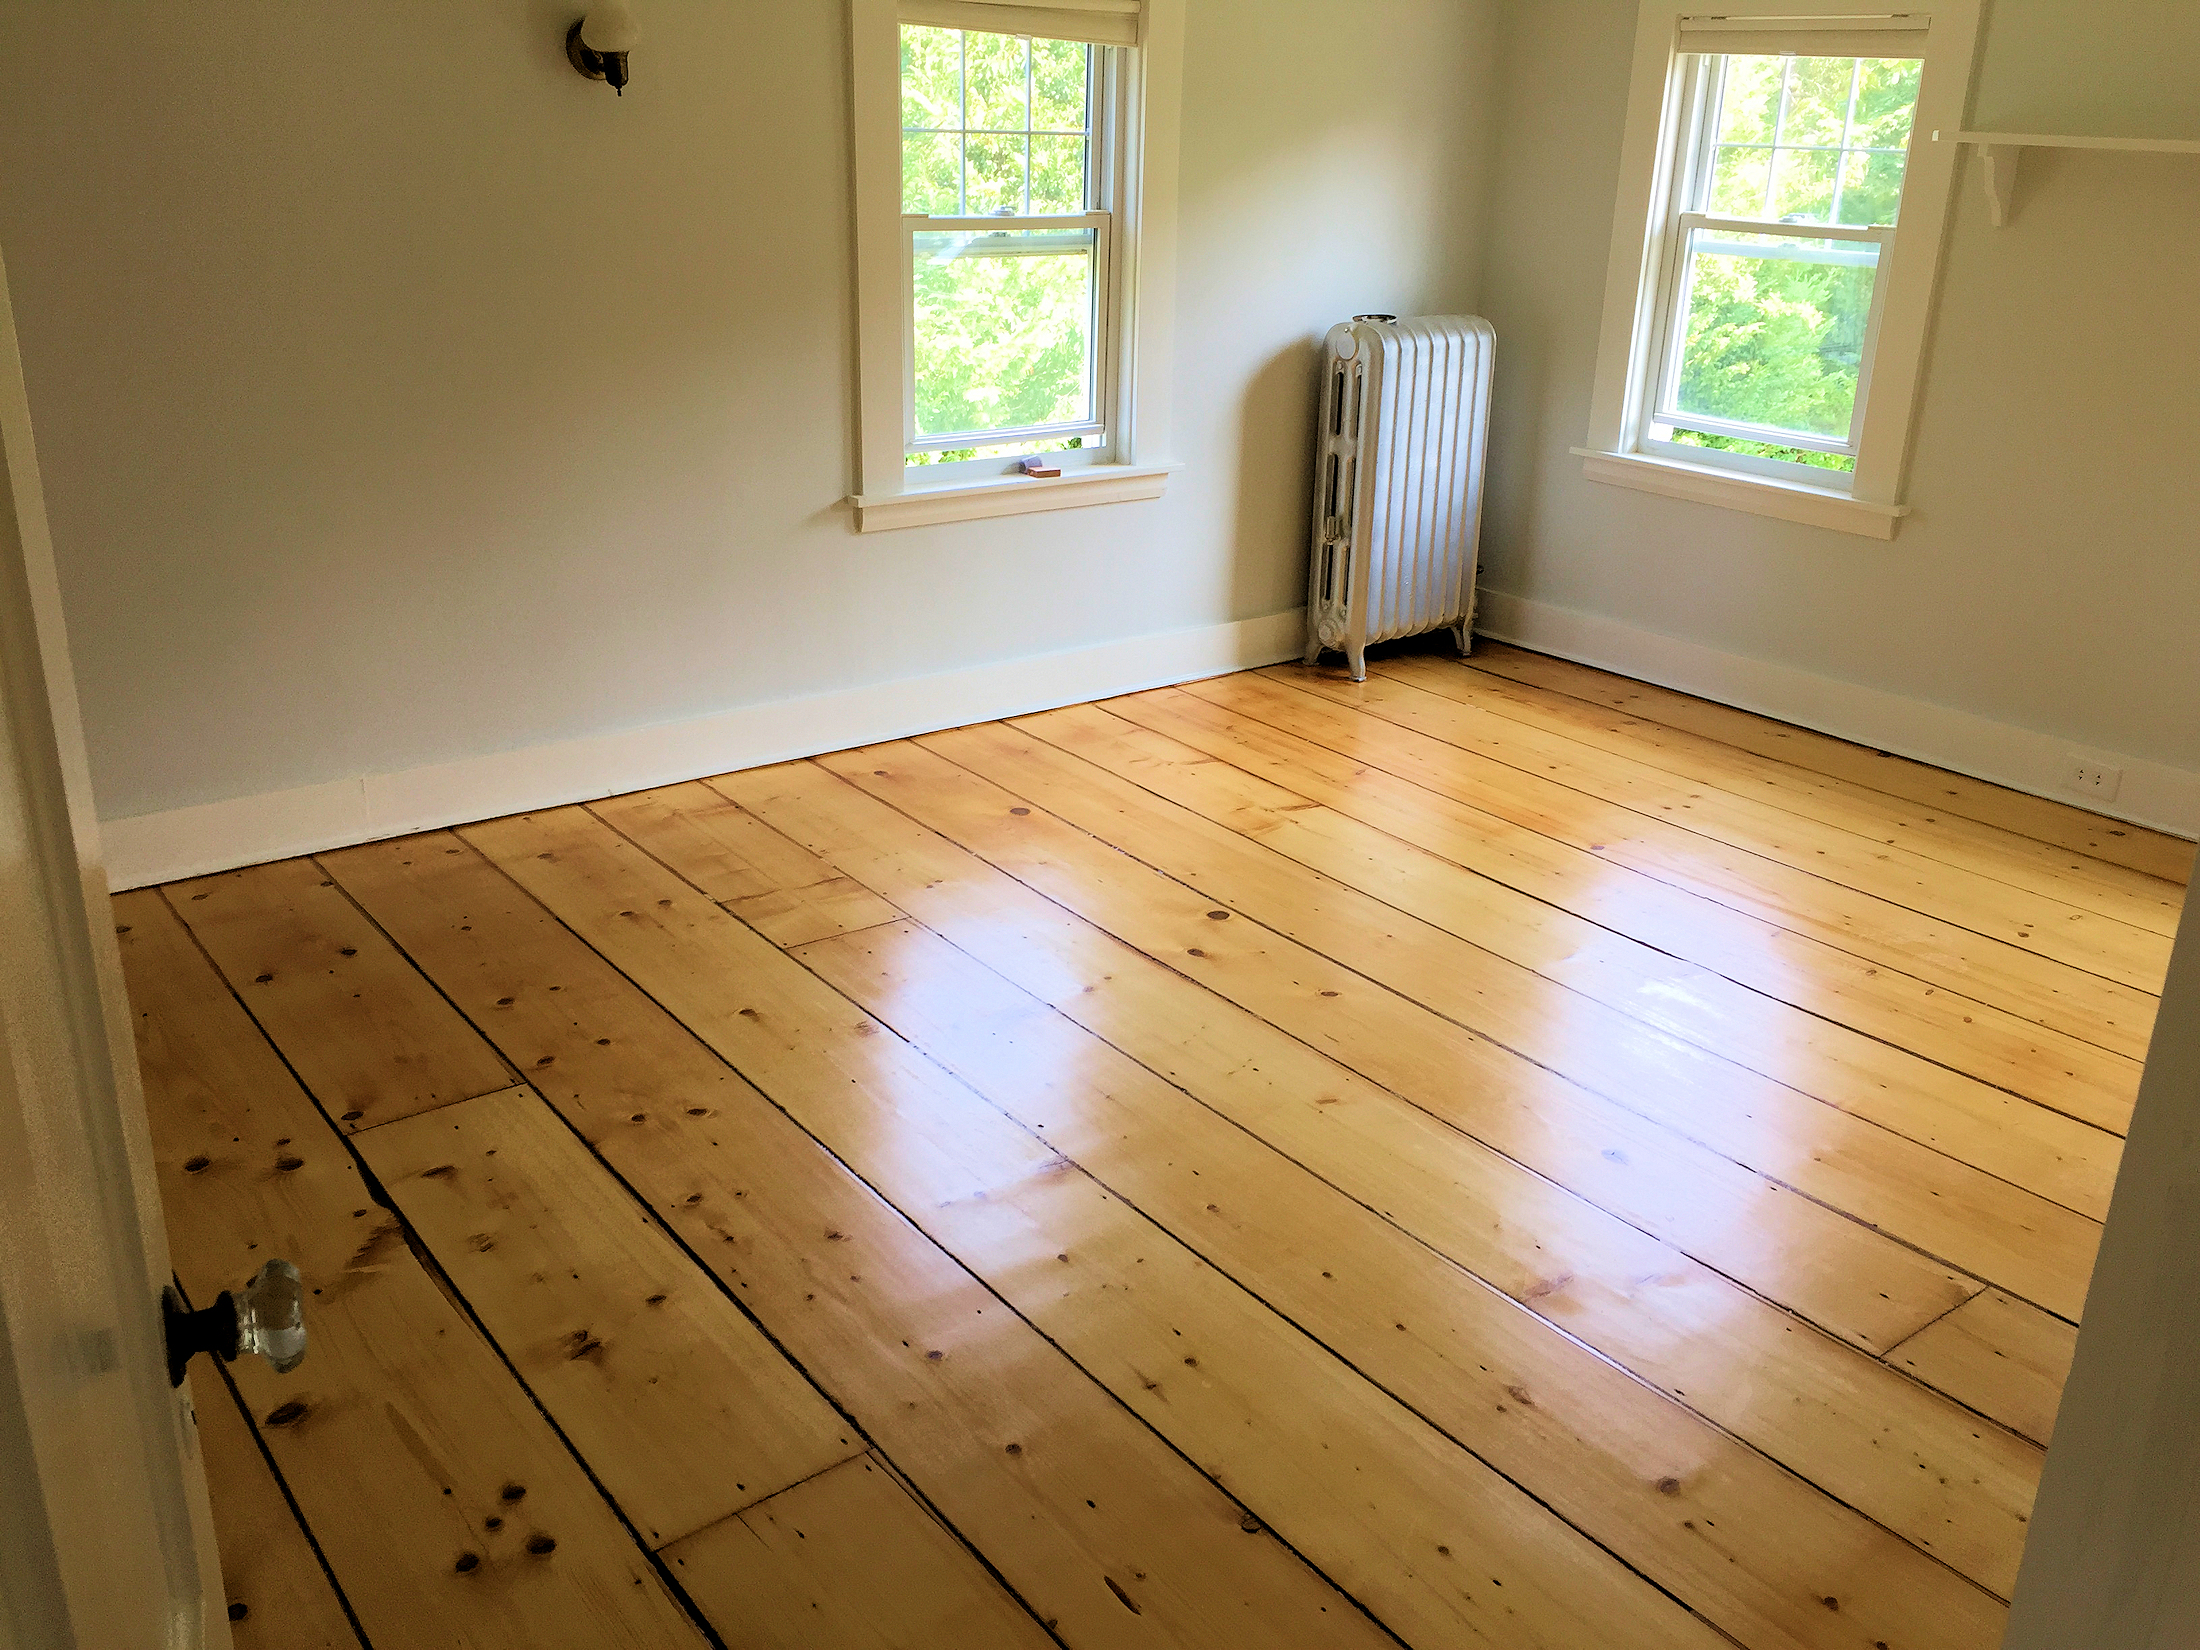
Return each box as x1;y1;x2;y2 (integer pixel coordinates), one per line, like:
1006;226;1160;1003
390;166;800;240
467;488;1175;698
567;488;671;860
567;4;640;96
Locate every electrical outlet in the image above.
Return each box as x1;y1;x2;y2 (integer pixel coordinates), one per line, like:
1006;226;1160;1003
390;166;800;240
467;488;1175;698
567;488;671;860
2066;758;2124;802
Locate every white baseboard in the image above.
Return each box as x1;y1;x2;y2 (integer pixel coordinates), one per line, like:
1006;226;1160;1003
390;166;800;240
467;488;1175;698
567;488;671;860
101;609;1310;890
1474;589;2200;841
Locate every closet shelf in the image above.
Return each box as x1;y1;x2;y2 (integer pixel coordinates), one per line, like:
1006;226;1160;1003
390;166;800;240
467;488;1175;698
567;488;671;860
1958;130;2200;154
1953;131;2200;226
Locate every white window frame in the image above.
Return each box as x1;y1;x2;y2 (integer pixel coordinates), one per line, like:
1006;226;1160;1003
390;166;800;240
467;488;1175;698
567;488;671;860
1578;1;1983;540
848;0;1184;533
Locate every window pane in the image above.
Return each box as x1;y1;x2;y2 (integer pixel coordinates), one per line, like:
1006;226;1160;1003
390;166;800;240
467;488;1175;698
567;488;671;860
1714;55;1784;146
1031;38;1091;132
901;26;961;133
909;435;1090;468
1707;145;1772;217
1851;59;1922;151
964;133;1027;215
964;30;1028;133
1030;135;1088;214
903;130;962;215
1836;149;1907;227
1779;55;1854;149
912;227;1097;440
904;26;1096;217
1669;227;1880;444
1767;147;1839;221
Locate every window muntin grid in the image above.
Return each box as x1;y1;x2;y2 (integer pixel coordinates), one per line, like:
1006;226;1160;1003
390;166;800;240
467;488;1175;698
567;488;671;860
902;26;1095;217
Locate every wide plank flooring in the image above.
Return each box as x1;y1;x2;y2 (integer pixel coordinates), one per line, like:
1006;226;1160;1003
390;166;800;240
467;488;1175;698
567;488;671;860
125;643;2188;1650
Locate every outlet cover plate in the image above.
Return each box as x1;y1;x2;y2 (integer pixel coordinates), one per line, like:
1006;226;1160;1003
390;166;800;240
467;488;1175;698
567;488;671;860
2067;757;2125;802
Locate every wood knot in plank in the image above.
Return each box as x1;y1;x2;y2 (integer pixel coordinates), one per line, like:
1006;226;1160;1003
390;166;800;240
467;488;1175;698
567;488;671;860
564;1329;606;1362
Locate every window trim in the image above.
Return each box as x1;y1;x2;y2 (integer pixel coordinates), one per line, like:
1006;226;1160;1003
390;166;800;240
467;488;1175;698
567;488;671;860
848;0;1183;534
1581;0;1982;539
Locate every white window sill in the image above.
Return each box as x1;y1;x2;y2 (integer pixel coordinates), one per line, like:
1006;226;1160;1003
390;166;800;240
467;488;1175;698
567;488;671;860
852;463;1176;533
1572;447;1910;541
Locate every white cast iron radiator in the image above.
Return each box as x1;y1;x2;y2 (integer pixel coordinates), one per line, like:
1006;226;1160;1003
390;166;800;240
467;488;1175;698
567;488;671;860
1305;314;1495;682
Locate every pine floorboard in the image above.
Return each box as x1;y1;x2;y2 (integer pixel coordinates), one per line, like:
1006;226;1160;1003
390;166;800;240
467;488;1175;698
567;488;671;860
1272;667;2162;1060
124;647;2187;1650
1462;642;2195;888
189;1363;363;1650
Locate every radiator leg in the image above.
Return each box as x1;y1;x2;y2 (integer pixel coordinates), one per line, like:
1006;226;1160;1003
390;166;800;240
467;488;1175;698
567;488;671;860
1302;636;1322;667
1451;621;1472;657
1347;643;1367;684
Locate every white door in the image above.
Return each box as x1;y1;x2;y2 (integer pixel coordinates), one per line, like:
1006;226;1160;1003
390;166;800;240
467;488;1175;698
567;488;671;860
2004;908;2200;1644
0;245;231;1647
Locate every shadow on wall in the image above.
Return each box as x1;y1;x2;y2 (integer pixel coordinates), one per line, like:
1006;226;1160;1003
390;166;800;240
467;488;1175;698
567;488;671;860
1226;338;1329;626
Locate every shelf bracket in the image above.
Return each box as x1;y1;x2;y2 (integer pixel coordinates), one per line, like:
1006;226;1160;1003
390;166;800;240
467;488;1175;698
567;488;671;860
1977;143;2023;227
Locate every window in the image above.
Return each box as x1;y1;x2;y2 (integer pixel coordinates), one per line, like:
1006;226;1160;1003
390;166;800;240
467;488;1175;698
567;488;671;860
1582;4;1982;539
901;26;1110;468
1646;50;1921;478
848;0;1183;532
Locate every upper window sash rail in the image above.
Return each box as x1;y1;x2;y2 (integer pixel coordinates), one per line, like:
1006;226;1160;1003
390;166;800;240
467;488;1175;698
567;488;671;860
904;210;1109;235
1672;211;1893;243
904;124;1095;138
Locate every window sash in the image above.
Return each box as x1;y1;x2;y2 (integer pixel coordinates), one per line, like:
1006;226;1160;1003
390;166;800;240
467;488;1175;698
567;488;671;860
1683;49;1919;229
902;211;1116;452
1649;219;1896;461
901;27;1102;218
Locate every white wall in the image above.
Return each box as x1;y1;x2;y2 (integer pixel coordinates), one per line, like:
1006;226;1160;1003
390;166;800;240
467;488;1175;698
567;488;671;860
1472;0;2200;825
1972;0;2200;139
0;0;1495;863
27;0;2178;865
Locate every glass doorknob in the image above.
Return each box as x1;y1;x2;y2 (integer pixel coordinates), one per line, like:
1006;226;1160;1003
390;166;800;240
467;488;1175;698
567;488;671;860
163;1259;306;1387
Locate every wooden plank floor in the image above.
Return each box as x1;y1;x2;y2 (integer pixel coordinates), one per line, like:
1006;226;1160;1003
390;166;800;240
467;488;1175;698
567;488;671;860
122;642;2189;1650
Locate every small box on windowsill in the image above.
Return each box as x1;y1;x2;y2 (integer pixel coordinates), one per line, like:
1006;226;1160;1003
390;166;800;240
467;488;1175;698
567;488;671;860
1020;458;1063;479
